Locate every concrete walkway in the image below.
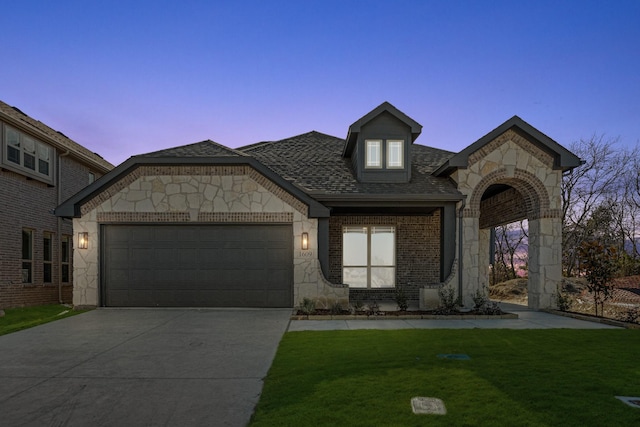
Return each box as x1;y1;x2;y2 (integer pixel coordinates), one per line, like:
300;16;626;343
287;302;623;331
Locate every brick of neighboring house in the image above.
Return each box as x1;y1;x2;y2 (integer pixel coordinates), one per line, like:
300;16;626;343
328;212;441;301
0;104;113;308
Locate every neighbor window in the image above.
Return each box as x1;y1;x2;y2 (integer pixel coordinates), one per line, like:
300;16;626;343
22;229;33;283
61;235;70;283
342;226;396;288
43;232;53;283
365;140;382;168
2;124;53;182
88;172;95;184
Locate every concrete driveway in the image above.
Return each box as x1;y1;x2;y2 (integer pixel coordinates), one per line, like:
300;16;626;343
0;308;291;427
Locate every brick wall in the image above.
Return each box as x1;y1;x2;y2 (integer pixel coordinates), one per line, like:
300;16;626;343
479;187;527;228
328;212;441;301
0;150;106;308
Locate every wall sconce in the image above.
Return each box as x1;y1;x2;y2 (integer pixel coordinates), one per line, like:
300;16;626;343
78;232;89;249
301;232;309;250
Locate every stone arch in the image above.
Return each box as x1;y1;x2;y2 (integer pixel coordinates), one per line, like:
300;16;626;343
466;167;551;220
460;167;562;310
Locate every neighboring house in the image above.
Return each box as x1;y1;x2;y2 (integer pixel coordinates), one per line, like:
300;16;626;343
0;101;114;308
56;102;581;310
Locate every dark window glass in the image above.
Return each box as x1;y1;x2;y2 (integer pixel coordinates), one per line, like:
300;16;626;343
39;159;49;175
62;264;69;283
7;146;20;164
22;230;32;260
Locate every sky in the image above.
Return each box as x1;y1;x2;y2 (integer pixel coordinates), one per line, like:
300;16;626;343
1;0;639;167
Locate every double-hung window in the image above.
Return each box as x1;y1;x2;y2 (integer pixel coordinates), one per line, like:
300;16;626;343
364;139;404;169
22;229;33;283
3;124;53;182
43;233;53;283
342;226;396;288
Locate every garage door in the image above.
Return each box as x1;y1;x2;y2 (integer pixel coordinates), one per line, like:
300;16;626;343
102;224;293;307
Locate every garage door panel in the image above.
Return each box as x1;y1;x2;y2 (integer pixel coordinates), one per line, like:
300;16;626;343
103;224;292;307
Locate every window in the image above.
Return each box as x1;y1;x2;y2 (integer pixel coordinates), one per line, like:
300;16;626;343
387;140;404;168
365;139;404;170
2;124;53;182
43;233;53;283
365;140;382;168
343;226;395;288
22;229;33;283
61;235;70;283
88;172;95;184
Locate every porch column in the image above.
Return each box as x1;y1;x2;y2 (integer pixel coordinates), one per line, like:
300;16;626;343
461;216;479;306
528;217;562;309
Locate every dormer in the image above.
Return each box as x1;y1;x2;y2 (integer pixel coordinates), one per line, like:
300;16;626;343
343;102;422;183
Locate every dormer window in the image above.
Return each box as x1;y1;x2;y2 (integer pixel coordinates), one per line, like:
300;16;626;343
344;102;422;183
365;140;382;168
387;140;404;168
365;139;404;169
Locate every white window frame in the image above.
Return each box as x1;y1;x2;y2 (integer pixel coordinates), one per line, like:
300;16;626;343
2;123;54;183
386;140;404;168
342;225;396;288
365;139;382;168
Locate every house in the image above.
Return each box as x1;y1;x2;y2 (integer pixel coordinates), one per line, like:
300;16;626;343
0;101;114;308
56;102;581;310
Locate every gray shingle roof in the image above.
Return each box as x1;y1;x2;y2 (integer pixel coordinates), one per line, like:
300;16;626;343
239;131;461;199
137;139;248;158
0;100;114;172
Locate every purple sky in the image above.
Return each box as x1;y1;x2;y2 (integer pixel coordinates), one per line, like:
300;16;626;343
2;0;639;166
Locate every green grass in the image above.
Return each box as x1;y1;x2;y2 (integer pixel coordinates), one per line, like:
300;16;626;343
0;304;86;336
250;329;640;427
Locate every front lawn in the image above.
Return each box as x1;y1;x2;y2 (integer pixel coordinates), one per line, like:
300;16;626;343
250;329;640;427
0;304;86;336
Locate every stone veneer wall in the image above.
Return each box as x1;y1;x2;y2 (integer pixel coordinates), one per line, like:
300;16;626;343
328;213;441;301
73;165;347;308
452;129;563;309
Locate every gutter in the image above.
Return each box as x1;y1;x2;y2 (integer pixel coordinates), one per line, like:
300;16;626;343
57;150;70;304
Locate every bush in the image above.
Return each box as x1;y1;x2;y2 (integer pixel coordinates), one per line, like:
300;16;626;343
578;241;617;317
555;286;572;311
299;297;316;315
394;284;409;311
436;285;460;314
471;286;489;311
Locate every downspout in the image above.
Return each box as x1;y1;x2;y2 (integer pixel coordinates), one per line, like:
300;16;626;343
57;150;70;304
457;199;466;306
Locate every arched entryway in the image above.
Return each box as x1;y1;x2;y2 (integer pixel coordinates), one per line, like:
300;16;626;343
462;167;563;309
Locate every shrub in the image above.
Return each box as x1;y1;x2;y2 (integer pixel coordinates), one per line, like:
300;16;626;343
299;297;316;315
436;285;460;314
617;306;640;324
555;285;572;311
471;286;489;311
329;301;344;315
394;284;409;311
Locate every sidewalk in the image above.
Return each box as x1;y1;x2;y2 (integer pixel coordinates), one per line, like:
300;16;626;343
287;302;623;331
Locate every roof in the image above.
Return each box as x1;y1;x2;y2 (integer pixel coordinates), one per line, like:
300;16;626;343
138;139;249;158
343;101;423;158
239;131;462;203
55;139;331;218
434;115;583;176
0;100;114;173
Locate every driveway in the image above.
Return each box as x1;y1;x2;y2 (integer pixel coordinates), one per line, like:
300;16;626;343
0;308;291;427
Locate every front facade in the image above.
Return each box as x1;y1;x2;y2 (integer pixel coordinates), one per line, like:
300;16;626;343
57;103;581;310
0;101;113;308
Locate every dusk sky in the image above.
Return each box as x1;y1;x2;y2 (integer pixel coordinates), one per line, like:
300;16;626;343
2;0;638;166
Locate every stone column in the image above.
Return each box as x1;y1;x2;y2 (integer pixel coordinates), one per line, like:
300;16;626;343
461;216;480;307
527;217;562;309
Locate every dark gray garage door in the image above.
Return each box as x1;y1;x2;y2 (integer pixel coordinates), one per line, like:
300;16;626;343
102;224;293;307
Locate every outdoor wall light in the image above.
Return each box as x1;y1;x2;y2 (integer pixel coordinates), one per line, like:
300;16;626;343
301;232;309;250
78;232;89;249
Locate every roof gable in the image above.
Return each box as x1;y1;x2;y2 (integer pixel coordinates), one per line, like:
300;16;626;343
434;115;582;176
343;101;422;157
0;100;113;172
138;140;248;158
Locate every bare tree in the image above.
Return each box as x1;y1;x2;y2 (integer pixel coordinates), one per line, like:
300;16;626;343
561;135;629;276
493;220;528;282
